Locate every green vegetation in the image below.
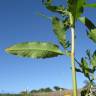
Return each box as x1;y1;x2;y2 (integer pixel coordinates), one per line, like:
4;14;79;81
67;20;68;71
0;86;66;96
0;94;21;96
81;80;96;96
5;0;96;96
54;86;62;91
75;49;96;95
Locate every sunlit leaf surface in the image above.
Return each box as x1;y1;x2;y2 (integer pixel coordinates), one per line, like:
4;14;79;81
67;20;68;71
5;42;64;59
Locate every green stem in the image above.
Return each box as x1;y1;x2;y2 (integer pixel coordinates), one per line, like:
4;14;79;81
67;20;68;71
69;13;78;96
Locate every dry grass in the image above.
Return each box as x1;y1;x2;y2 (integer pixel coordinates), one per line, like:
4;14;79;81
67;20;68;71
30;90;81;96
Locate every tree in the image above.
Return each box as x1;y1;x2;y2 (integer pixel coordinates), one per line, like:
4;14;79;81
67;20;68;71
53;86;61;91
31;87;53;93
43;87;53;92
5;0;96;96
20;89;30;96
30;89;38;93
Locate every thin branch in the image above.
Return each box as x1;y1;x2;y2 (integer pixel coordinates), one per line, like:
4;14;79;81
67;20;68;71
37;12;52;20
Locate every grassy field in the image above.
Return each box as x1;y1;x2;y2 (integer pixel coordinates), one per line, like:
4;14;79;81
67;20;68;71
0;90;81;96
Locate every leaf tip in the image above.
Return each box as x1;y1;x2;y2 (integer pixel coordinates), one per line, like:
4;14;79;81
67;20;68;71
5;48;8;52
5;47;11;53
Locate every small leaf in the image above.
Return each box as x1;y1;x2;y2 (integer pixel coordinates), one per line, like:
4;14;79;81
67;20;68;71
75;68;82;73
86;49;91;60
87;29;96;43
84;3;96;8
49;6;65;14
42;0;52;5
81;58;89;69
79;17;96;43
5;42;64;59
52;16;70;48
42;0;65;14
81;58;90;78
91;51;96;69
65;51;71;57
78;17;95;30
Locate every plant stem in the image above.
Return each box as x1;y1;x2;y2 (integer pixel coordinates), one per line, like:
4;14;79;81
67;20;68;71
71;27;77;96
69;13;78;96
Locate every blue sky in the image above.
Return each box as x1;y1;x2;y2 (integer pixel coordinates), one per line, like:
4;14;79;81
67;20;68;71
0;0;96;93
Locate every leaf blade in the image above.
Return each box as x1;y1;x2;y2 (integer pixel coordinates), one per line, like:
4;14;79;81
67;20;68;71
78;17;95;30
84;3;96;8
42;0;65;14
79;17;96;43
91;51;96;69
80;58;90;78
87;29;96;43
5;42;64;59
52;16;70;49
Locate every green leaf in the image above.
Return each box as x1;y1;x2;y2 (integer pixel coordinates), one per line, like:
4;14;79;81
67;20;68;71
42;0;52;5
81;58;88;69
5;42;64;59
75;68;82;73
78;17;95;30
65;51;71;57
86;50;91;60
81;58;90;78
42;0;65;14
46;6;65;13
91;51;96;69
76;0;86;18
87;29;96;43
79;17;96;43
84;3;96;8
52;16;70;48
67;0;86;22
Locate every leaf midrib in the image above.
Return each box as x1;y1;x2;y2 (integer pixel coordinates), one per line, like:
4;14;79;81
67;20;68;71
6;48;64;54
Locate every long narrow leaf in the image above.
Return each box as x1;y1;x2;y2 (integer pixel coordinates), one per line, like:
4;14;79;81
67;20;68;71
78;17;95;30
84;3;96;8
52;16;70;48
91;51;96;69
5;42;64;59
87;29;96;43
81;58;90;78
42;0;65;14
79;17;96;43
42;0;52;5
